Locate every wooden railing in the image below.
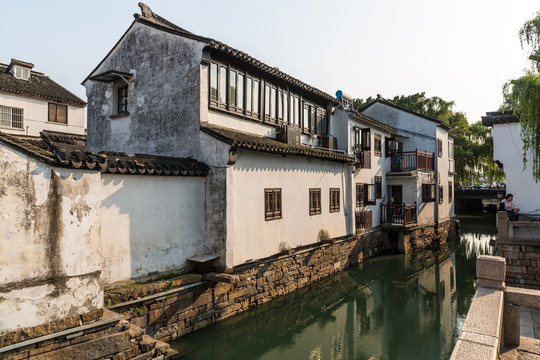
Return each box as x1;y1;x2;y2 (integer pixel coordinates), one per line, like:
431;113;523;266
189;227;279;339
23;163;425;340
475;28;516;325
381;203;417;225
391;150;435;172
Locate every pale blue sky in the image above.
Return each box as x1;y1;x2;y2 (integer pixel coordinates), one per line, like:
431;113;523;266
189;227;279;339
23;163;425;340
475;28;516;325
3;0;539;124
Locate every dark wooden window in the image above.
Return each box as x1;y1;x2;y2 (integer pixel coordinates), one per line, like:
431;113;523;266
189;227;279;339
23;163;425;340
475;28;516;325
438;138;443;158
309;188;321;215
374;135;382;157
353;126;362;150
48;103;68;124
265;188;282;221
375;176;382;199
361;128;371;151
219;65;227;106
330;188;340;212
117;85;128;115
356;183;364;207
355;210;372;233
385;136;398;157
210;63;218;102
439;185;444;204
448;181;453;203
229;69;237;108
237;73;244;111
365;184;376;205
303;103;310;131
422;184;436;202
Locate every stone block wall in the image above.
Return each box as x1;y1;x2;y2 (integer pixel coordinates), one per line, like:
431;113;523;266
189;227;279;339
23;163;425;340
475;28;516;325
498;243;540;288
108;229;391;342
0;309;174;360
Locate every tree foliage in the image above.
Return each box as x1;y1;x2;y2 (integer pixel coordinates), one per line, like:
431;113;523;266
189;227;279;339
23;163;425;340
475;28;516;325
502;11;540;181
354;93;504;184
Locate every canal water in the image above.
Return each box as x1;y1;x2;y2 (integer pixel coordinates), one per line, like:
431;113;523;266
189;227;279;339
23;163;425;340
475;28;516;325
171;214;496;360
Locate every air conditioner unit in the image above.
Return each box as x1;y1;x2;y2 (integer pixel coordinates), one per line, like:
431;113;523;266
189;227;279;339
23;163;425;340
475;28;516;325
276;125;301;146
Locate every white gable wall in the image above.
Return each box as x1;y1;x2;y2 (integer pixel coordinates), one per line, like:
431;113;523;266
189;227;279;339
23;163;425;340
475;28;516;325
492;122;540;213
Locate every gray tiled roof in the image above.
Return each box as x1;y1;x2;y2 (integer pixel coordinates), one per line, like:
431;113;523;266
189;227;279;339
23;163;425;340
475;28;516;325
0;63;86;106
481;111;519;127
201;123;355;163
0;130;209;176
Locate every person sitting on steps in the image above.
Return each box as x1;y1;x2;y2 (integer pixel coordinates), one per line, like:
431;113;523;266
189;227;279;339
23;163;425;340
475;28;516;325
500;193;520;221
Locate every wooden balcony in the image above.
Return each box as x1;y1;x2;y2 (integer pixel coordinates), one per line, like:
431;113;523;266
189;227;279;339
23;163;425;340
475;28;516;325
381;203;417;225
390;150;435;172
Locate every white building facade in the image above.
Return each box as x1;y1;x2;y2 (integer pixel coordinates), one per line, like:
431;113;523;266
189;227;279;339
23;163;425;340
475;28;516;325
0;59;86;136
482;111;540;214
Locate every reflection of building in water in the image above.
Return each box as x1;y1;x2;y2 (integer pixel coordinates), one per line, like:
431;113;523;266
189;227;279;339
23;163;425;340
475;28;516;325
256;249;457;360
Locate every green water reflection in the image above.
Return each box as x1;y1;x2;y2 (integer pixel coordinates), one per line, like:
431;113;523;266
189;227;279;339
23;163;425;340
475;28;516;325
172;214;495;360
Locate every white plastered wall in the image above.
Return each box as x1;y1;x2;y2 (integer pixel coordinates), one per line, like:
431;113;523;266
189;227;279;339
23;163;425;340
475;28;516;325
226;151;350;266
0;145;102;333
100;174;206;283
0;92;85;136
492;122;540;214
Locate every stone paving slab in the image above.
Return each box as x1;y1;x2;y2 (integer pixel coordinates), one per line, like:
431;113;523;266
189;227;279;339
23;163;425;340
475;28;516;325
521;307;540;340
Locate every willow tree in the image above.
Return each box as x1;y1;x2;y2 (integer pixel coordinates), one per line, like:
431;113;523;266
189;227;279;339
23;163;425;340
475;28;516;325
502;11;540;181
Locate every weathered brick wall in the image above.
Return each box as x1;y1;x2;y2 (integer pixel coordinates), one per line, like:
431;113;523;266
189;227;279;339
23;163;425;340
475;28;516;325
0;309;174;360
498;243;540;288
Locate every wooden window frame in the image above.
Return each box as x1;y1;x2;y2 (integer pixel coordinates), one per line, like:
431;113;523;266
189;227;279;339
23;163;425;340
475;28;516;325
329;188;340;213
361;128;371;151
309;188;321;215
265;188;282;221
448;181;453;203
385;136;397;157
356;183;364;207
48;103;68;124
375;176;382;199
365;184;376;205
374;135;382;157
422;184;436;203
438;138;443;158
439;185;444;204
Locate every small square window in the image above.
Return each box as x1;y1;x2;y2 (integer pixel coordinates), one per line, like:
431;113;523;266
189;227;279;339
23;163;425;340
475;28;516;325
48;103;68;124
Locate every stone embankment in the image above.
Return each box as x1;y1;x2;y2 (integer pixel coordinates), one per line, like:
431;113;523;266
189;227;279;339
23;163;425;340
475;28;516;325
0;220;456;359
0;309;176;360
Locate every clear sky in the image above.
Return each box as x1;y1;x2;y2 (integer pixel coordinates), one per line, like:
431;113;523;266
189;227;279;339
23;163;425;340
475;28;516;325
3;0;539;124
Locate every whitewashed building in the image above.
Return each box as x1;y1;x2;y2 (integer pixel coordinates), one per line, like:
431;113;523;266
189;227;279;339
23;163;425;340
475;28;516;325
83;3;456;269
482;111;540;214
362;96;456;227
0;59;86;136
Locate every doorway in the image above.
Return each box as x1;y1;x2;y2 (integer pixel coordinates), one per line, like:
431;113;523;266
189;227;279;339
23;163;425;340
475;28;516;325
390;185;403;204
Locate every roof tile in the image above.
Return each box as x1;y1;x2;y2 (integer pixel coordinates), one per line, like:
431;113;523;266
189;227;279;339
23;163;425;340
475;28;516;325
0;63;86;106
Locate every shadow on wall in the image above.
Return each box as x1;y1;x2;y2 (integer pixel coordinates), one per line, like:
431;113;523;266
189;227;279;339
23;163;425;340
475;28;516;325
100;175;205;283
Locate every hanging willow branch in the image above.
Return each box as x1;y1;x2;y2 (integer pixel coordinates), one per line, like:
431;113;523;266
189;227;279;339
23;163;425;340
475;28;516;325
502;12;540;182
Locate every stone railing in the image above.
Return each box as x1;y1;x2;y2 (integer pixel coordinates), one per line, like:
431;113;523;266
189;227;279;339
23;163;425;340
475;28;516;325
451;255;505;360
451;255;540;360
